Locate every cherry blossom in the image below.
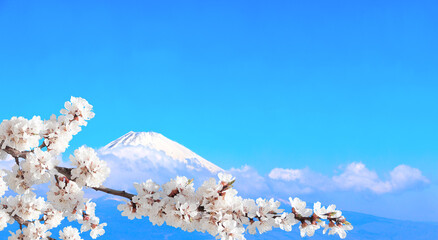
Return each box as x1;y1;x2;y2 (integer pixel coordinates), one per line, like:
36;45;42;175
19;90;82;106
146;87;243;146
70;146;110;188
0;97;352;240
0;116;43;152
59;226;82;240
22;221;51;239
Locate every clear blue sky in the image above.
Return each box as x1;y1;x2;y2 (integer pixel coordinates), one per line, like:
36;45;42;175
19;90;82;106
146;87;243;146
0;0;437;221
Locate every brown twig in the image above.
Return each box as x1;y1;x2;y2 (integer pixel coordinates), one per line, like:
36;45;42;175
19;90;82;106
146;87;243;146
10;214;57;239
92;186;135;200
2;142;135;200
54;166;135;200
2;144;27;159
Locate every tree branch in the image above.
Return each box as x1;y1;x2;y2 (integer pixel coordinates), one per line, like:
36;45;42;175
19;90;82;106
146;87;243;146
54;166;135;200
2;142;349;239
10;214;57;240
92;186;135;200
2;142;135;201
2;144;28;159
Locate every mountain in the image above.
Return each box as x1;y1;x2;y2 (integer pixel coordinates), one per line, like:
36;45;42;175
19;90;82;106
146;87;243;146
98;131;222;190
101;131;222;173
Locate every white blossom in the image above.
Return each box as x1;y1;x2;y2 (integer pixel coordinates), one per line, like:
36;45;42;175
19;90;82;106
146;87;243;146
60;97;95;127
21;148;58;185
218;172;235;184
0;116;43;152
197;177;221;199
5;165;31;194
323;222;353;239
75;201;107;239
246;221;260;235
313;202;327;218
275;212;298;232
42;204;64;229
8;229;24;240
290;197;312;217
59;226;83;240
42;114;73;154
3;192;45;221
218;219;245;240
0;209;11;231
0;170;9;196
299;222;320;237
176;201;198;223
254;198;282;234
22;221;51;240
70;146;110;188
117;200;143;220
47;177;85;214
162;176;194;196
134;180;160;197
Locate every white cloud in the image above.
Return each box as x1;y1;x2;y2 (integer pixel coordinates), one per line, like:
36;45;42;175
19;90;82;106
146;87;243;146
0;160;15;171
268;168;302;181
333;162;392;193
267;167;333;195
270;162;430;194
90;144;430;198
0;155;15;171
388;164;429;191
228;165;270;197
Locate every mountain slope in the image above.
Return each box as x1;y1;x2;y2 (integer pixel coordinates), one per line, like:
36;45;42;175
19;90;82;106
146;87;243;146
101;131;222;173
98;132;222;190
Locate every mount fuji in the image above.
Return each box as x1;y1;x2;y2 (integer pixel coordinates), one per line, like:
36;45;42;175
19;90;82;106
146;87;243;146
101;131;222;173
98;131;223;190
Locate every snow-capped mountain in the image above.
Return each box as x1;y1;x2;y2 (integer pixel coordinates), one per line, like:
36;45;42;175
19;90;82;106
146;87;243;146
101;131;222;173
98;131;223;189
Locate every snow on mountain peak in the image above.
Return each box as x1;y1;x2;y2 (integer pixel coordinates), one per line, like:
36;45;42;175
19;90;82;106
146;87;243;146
101;131;223;173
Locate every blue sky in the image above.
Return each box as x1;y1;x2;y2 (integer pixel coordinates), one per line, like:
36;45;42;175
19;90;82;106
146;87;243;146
0;0;437;222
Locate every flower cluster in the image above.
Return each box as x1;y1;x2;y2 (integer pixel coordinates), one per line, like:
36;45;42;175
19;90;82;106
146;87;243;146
0;167;106;239
47;176;85;214
43;97;95;154
0;97;108;239
5;148;59;194
8;221;52;240
2;193;45;221
0;116;43;153
21;148;58;185
0;97;95;159
70;146;110;188
0;97;352;240
46;176;107;238
117;173;353;240
60;97;95;127
59;226;82;240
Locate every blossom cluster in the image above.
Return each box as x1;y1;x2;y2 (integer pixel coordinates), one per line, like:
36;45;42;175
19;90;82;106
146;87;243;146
0;97;352;240
70;146;110;188
0;97;94;158
0;97;108;239
117;173;353;239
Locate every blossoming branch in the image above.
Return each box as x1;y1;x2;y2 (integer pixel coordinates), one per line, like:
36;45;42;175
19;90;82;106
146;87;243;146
0;97;352;240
